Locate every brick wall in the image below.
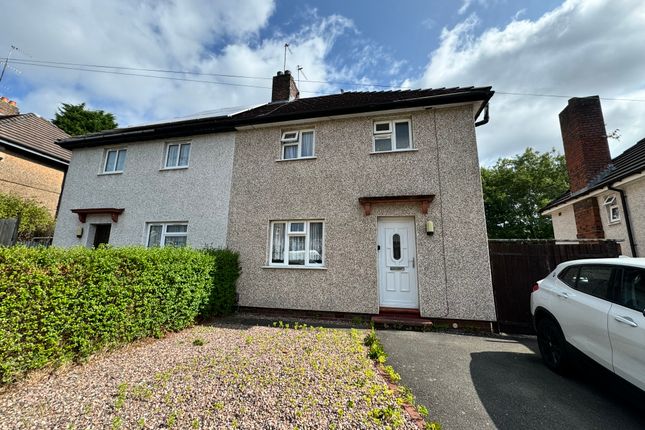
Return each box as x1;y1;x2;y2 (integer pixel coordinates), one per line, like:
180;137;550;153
573;197;605;239
559;96;611;192
271;71;299;102
0;147;65;215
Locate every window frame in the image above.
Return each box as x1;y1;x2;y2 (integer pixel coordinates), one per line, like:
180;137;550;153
102;147;127;174
603;195;620;223
372;119;412;153
146;222;188;248
613;266;645;312
280;129;315;160
268;220;325;267
571;264;615;300
163;141;191;169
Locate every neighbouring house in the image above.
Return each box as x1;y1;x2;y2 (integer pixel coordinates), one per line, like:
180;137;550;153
542;96;645;257
54;71;496;323
0;97;70;215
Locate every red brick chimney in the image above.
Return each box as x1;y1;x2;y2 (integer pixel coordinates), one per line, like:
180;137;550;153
271;70;299;103
0;96;19;116
559;96;611;239
559;96;611;192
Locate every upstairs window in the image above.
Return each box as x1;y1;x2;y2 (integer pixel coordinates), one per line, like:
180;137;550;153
103;148;127;173
281;130;315;160
165;142;191;168
373;120;411;152
603;195;620;223
270;220;324;267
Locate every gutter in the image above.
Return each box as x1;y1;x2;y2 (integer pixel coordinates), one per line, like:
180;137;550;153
0;137;69;167
608;185;638;257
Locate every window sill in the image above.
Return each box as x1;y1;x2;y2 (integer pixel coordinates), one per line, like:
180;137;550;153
608;220;621;225
261;265;327;270
160;166;189;171
275;156;317;162
370;149;418;155
97;171;123;176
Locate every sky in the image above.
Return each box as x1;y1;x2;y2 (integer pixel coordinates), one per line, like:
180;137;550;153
1;0;644;165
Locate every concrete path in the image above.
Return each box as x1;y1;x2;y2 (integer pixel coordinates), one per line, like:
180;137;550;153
378;330;645;430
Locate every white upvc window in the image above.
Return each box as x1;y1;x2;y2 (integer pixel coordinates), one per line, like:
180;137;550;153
103;148;127;173
603;195;620;223
146;223;188;247
373;119;412;152
281;130;315;160
164;142;191;168
269;220;324;266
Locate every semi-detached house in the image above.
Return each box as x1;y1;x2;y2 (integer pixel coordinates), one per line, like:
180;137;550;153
54;71;497;323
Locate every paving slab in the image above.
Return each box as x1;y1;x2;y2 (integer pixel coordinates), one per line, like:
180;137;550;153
378;330;645;430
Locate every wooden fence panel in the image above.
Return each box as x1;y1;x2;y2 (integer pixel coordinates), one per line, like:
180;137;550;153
0;218;19;246
489;240;622;333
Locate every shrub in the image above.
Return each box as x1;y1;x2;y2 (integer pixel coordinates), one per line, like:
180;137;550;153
0;192;55;240
202;248;240;316
0;246;238;384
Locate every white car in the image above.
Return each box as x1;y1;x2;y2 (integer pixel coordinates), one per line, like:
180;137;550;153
530;257;645;391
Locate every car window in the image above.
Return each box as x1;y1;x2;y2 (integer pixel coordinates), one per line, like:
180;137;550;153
558;266;579;288
575;265;613;300
616;267;645;312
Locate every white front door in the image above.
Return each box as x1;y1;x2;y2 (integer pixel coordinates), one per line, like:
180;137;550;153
378;218;418;309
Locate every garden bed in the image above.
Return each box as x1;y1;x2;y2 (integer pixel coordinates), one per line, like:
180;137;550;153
0;323;421;429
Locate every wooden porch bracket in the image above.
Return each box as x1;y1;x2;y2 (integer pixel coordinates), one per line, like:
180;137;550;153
358;195;435;216
71;208;125;223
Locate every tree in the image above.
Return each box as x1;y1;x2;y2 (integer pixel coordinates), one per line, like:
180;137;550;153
0;192;55;240
481;148;569;239
52;103;117;136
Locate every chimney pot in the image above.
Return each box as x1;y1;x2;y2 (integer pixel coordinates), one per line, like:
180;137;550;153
0;96;19;116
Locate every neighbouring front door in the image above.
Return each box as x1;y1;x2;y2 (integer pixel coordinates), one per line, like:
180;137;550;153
92;224;111;248
378;217;418;309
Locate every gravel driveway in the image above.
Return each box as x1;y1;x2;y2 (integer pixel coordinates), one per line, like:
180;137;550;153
0;322;418;430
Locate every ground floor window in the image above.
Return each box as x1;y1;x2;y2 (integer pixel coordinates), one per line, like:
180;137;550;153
270;220;324;266
147;223;188;247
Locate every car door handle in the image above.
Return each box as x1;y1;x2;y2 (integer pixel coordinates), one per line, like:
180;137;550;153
614;315;638;328
556;291;572;299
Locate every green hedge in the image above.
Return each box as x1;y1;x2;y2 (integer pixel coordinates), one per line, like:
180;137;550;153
0;246;239;384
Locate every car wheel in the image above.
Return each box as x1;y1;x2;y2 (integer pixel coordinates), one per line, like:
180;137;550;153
537;318;569;374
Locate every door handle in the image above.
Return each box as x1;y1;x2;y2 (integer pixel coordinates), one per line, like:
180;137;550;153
614;315;638;327
412;257;415;268
556;291;571;299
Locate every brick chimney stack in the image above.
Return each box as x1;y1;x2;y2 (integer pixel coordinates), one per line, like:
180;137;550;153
0;96;19;116
559;96;611;240
271;70;299;103
559;96;611;192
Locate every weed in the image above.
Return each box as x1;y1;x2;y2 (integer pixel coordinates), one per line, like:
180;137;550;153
166;411;177;428
114;383;128;410
417;404;429;417
383;365;401;383
191;418;200;429
111;416;123;430
425;422;442;430
192;338;205;346
136;417;145;429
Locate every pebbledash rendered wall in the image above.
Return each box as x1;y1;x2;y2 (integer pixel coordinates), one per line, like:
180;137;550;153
53;132;235;248
227;106;496;321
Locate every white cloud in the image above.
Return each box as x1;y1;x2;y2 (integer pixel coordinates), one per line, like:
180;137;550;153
416;0;645;164
0;1;364;126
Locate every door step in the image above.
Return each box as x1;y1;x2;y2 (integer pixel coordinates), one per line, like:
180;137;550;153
372;308;433;329
377;307;421;318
